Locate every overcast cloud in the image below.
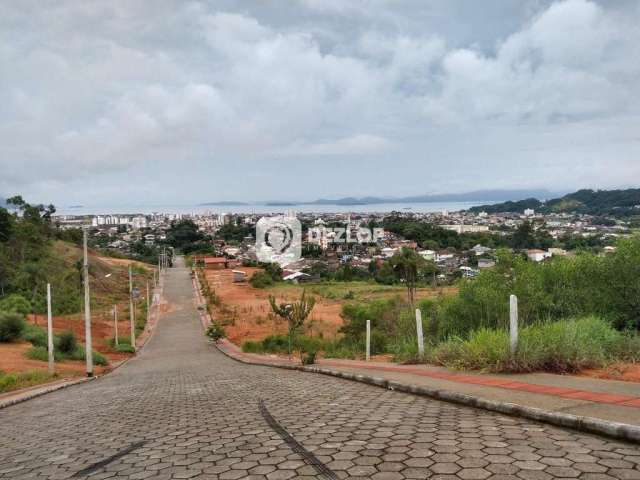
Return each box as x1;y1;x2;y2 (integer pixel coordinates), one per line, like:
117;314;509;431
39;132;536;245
1;0;639;206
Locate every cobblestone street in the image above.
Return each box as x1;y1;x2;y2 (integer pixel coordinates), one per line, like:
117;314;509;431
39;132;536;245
1;261;639;480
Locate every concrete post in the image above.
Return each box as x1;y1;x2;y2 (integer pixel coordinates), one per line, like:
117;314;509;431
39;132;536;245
83;228;93;377
129;265;136;351
365;319;371;361
113;304;118;346
416;308;425;358
510;294;518;356
46;283;54;375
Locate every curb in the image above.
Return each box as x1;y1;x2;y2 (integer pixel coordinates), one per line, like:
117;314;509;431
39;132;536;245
0;376;96;410
215;344;640;445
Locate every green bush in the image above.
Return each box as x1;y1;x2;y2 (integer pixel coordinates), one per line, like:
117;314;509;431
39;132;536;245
0;373;18;392
57;330;77;354
108;336;132;347
67;347;108;366
25;346;60;362
0;294;32;315
302;351;317;365
23;323;48;347
0;370;55;394
249;271;274;289
242;340;263;353
429;316;640;373
115;344;136;353
205;322;226;342
0;312;26;342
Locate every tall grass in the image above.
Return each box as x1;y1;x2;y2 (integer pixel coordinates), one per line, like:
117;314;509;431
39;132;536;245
430;316;640;373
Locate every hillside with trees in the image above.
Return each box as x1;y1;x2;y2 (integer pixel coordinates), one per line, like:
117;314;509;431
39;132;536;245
469;188;640;217
0;196;135;315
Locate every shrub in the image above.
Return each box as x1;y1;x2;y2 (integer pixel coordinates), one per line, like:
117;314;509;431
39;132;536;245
249;271;274;289
108;336;131;348
0;370;54;394
0;312;26;342
57;330;77;354
25;346;63;362
0;373;18;392
242;340;263;353
115;344;136;353
23;324;48;347
67;347;108;366
0;294;32;315
429;316;639;373
205;322;226;342
302;351;317;365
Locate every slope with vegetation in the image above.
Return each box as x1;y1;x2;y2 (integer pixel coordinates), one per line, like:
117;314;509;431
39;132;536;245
0;196;153;392
470;187;640;217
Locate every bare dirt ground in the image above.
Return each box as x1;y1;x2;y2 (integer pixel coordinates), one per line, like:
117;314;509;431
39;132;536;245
581;363;640;383
203;267;455;347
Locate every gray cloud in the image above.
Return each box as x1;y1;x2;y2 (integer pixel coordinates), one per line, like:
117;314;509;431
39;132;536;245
1;0;639;205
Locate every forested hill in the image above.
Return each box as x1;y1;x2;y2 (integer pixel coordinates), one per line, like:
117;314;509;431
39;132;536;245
469;188;640;216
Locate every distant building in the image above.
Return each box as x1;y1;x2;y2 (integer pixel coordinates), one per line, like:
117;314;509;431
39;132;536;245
524;208;535;216
478;258;496;269
526;249;551;262
440;224;489;234
418;250;436;261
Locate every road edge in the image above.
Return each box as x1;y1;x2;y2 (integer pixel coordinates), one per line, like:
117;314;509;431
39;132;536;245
213;342;640;445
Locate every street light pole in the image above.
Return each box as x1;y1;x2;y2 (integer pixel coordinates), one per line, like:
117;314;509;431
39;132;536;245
83;227;94;377
46;283;54;375
129;265;136;351
113;304;118;347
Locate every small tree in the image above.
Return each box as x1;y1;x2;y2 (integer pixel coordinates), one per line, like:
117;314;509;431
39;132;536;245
268;290;316;360
389;247;427;306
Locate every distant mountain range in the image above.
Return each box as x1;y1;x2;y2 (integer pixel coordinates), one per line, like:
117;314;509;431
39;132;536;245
200;189;561;207
469;188;640;217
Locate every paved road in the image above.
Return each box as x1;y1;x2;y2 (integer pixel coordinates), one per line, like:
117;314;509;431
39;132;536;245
1;261;639;480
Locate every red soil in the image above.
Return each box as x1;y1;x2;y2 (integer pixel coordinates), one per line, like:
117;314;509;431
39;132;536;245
581;363;640;383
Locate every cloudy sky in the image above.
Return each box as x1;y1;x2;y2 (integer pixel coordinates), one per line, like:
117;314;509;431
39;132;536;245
1;0;639;206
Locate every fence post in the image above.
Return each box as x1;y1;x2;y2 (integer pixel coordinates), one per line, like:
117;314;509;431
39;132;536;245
46;283;54;375
510;294;518;356
415;308;425;358
365;320;371;361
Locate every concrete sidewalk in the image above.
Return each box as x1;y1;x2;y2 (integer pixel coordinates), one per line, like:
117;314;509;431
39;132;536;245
217;339;640;428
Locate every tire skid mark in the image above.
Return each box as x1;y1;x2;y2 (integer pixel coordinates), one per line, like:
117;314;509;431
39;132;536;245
259;399;338;480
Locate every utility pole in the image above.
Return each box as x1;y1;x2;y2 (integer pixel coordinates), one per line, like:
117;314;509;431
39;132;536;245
146;280;150;325
365;320;371;362
129;265;136;351
46;283;54;375
83;228;94;377
113;304;118;347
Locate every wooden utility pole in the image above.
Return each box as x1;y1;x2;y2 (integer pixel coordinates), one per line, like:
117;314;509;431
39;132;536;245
83;228;94;377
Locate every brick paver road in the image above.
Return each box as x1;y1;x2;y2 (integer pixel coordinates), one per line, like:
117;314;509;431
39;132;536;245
1;260;639;480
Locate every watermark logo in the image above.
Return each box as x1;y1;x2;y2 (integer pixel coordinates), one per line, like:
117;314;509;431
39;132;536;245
307;226;384;244
256;216;302;266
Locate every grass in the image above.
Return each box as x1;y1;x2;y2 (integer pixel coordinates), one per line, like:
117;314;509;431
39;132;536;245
0;370;56;394
429;316;640;373
269;280;437;301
